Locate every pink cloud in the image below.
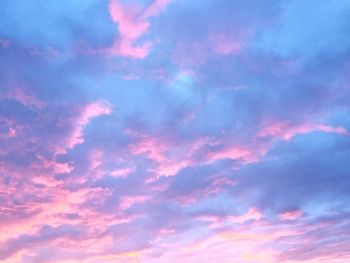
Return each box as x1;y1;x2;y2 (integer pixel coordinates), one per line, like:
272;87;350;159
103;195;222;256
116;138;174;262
129;136;196;181
146;222;300;263
128;134;181;182
172;30;247;68
210;34;243;55
109;1;148;39
0;117;19;139
5;85;45;110
207;147;252;161
89;149;103;170
130;136;215;180
279;210;303;221
143;0;173;18
158;228;176;236
204;143;269;165
32;154;74;175
107;0;151;58
119;195;150;210
129;135;266;182
196;215;221;225
154;160;190;178
106;0;172;59
58;101;112;154
208;177;237;195
227;208;263;224
0;183;114;250
258;120;350;141
108;31;152;59
129;136;167;163
111;167;135;178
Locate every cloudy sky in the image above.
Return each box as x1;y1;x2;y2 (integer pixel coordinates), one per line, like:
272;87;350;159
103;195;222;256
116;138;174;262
1;0;350;262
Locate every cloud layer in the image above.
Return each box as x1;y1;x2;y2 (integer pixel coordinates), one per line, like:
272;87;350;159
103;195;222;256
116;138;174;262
1;0;350;262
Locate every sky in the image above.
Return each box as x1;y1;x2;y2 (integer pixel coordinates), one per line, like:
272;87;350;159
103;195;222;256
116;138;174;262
1;0;350;262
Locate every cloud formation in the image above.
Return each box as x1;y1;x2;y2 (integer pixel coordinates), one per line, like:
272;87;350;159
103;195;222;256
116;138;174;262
1;0;350;262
